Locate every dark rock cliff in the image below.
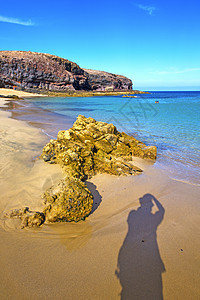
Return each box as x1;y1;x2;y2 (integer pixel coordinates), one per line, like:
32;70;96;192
83;69;132;91
0;51;132;92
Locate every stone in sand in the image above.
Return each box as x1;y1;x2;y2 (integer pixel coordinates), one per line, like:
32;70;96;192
8;207;45;229
9;115;156;227
40;115;156;224
43;176;93;223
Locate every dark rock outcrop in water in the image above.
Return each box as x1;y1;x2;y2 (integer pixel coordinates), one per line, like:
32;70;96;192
8;115;156;227
0;51;132;92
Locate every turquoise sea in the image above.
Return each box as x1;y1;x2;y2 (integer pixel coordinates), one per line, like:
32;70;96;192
28;91;200;185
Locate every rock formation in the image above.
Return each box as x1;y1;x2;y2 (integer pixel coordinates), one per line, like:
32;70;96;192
8;207;45;229
0;51;132;92
83;69;132;91
8;115;156;227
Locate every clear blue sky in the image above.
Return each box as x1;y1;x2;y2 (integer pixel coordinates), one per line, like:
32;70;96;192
0;0;200;90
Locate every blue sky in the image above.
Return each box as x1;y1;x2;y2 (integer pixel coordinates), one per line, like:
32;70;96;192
0;0;200;90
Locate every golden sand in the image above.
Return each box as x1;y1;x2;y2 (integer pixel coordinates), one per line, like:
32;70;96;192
0;88;44;98
0;95;200;299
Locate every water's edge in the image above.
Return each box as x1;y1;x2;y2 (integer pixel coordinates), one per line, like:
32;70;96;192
4;92;200;185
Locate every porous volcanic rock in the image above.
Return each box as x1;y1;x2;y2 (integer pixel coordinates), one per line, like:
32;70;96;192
8;207;45;229
43;177;93;223
0;51;132;92
8;115;156;227
40;115;156;224
42;115;157;175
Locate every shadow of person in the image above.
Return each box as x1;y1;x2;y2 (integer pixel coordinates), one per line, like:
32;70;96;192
116;194;165;300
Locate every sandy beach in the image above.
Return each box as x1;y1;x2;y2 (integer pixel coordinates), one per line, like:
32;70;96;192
0;88;44;98
0;90;200;299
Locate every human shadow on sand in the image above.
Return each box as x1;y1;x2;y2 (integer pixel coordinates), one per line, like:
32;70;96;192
116;194;165;300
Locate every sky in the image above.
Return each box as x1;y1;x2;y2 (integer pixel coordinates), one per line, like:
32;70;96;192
0;0;200;91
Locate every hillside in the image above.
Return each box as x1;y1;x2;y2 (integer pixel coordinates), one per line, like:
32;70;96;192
0;51;132;92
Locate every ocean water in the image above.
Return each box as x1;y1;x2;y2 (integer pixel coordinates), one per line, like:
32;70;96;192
29;91;200;185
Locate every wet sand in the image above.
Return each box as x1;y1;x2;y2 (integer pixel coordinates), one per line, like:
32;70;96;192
0;93;200;299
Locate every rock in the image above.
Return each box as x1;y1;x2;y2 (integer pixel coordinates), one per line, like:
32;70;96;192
83;69;133;91
41;115;157;174
9;115;156;227
39;115;156;224
43;177;93;223
0;51;133;92
8;207;45;228
0;78;5;88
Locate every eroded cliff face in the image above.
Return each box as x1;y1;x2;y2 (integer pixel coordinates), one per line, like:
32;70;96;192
83;69;132;91
0;51;132;92
0;51;89;91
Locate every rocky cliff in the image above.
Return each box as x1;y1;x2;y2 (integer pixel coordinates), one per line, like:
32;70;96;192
83;69;132;91
0;51;132;92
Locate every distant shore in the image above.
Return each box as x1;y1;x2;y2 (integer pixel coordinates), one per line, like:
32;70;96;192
0;89;200;299
44;89;150;97
0;87;150;99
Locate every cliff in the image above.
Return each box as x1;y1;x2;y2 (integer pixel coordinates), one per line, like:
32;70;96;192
0;51;132;92
83;69;132;91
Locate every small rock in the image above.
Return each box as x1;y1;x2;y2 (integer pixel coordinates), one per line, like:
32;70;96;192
9;207;45;228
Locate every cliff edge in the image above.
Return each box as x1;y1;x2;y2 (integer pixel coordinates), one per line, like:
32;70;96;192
0;51;132;92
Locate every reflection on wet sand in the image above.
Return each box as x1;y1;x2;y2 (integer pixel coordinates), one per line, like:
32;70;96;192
3;98;75;138
116;194;165;300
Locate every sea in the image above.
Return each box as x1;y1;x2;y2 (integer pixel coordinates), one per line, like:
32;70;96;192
26;91;200;185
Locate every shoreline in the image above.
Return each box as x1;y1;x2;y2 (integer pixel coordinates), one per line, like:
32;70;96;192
0;91;200;299
0;87;150;99
4;88;199;186
0;97;65;229
44;89;150;97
